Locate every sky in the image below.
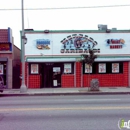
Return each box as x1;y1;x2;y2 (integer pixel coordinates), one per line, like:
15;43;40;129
0;0;130;49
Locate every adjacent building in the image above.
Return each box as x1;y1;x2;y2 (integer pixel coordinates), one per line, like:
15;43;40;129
22;25;130;88
0;27;21;89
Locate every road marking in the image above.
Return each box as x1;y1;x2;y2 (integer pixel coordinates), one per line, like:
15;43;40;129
74;99;121;101
0;106;130;112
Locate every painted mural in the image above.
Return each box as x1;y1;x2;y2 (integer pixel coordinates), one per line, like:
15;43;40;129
36;39;50;50
60;34;100;53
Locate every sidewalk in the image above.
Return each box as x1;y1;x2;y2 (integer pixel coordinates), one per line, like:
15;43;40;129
1;87;130;96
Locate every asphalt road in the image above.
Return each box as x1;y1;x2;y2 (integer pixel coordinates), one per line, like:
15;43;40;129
0;95;130;130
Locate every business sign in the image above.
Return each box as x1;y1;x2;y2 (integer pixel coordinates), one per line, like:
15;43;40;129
106;39;125;49
60;34;100;53
25;33;130;56
0;44;10;51
36;39;50;50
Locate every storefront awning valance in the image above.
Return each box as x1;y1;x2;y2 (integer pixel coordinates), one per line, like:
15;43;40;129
95;57;130;62
26;56;130;62
26;57;76;62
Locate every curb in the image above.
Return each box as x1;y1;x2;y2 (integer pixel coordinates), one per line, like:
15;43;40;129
1;92;130;96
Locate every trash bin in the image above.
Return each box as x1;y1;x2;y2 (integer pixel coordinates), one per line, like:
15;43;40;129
90;79;99;91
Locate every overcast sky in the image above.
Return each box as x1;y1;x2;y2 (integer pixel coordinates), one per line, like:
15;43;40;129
0;0;130;48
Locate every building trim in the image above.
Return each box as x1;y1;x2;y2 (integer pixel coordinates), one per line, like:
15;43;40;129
21;30;130;34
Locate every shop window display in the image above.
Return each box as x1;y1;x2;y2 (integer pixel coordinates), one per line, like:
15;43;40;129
64;63;72;74
30;64;39;74
83;62;123;74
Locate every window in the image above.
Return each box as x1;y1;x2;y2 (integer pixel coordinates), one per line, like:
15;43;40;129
84;63;92;73
64;63;72;74
111;62;123;73
83;62;123;74
0;64;3;74
98;63;106;73
53;67;61;73
63;63;74;74
112;63;119;73
30;64;39;74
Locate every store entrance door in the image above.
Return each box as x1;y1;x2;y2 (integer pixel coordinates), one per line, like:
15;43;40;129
52;67;61;87
42;63;53;88
0;62;7;88
41;63;62;88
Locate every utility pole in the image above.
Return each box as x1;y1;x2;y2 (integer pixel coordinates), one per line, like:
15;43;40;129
20;0;27;93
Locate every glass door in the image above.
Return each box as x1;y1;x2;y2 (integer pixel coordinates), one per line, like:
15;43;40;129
0;62;7;88
53;67;61;87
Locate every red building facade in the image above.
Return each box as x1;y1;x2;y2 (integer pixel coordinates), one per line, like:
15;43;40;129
21;29;130;88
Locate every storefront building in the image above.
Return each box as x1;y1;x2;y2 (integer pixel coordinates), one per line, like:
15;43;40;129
0;27;21;89
22;27;130;88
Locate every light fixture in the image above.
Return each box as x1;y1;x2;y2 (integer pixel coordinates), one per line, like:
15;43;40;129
106;29;111;33
22;35;27;44
44;30;49;33
40;53;44;56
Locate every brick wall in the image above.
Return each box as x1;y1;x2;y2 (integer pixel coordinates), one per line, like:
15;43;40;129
29;75;40;88
21;62;41;88
83;62;128;87
61;74;74;87
0;29;8;41
23;62;128;88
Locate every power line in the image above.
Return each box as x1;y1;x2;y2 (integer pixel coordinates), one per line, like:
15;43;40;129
0;4;130;11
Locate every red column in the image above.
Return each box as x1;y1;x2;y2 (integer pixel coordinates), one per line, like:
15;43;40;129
76;62;81;87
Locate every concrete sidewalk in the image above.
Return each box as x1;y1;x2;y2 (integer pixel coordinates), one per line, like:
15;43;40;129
1;87;130;96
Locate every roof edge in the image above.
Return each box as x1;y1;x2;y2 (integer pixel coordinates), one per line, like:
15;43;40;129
20;29;130;33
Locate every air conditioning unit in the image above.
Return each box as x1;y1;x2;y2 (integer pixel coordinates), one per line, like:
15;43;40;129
24;29;34;31
112;28;117;30
98;24;107;30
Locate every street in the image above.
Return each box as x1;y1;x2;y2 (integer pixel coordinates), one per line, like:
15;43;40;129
0;94;130;130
